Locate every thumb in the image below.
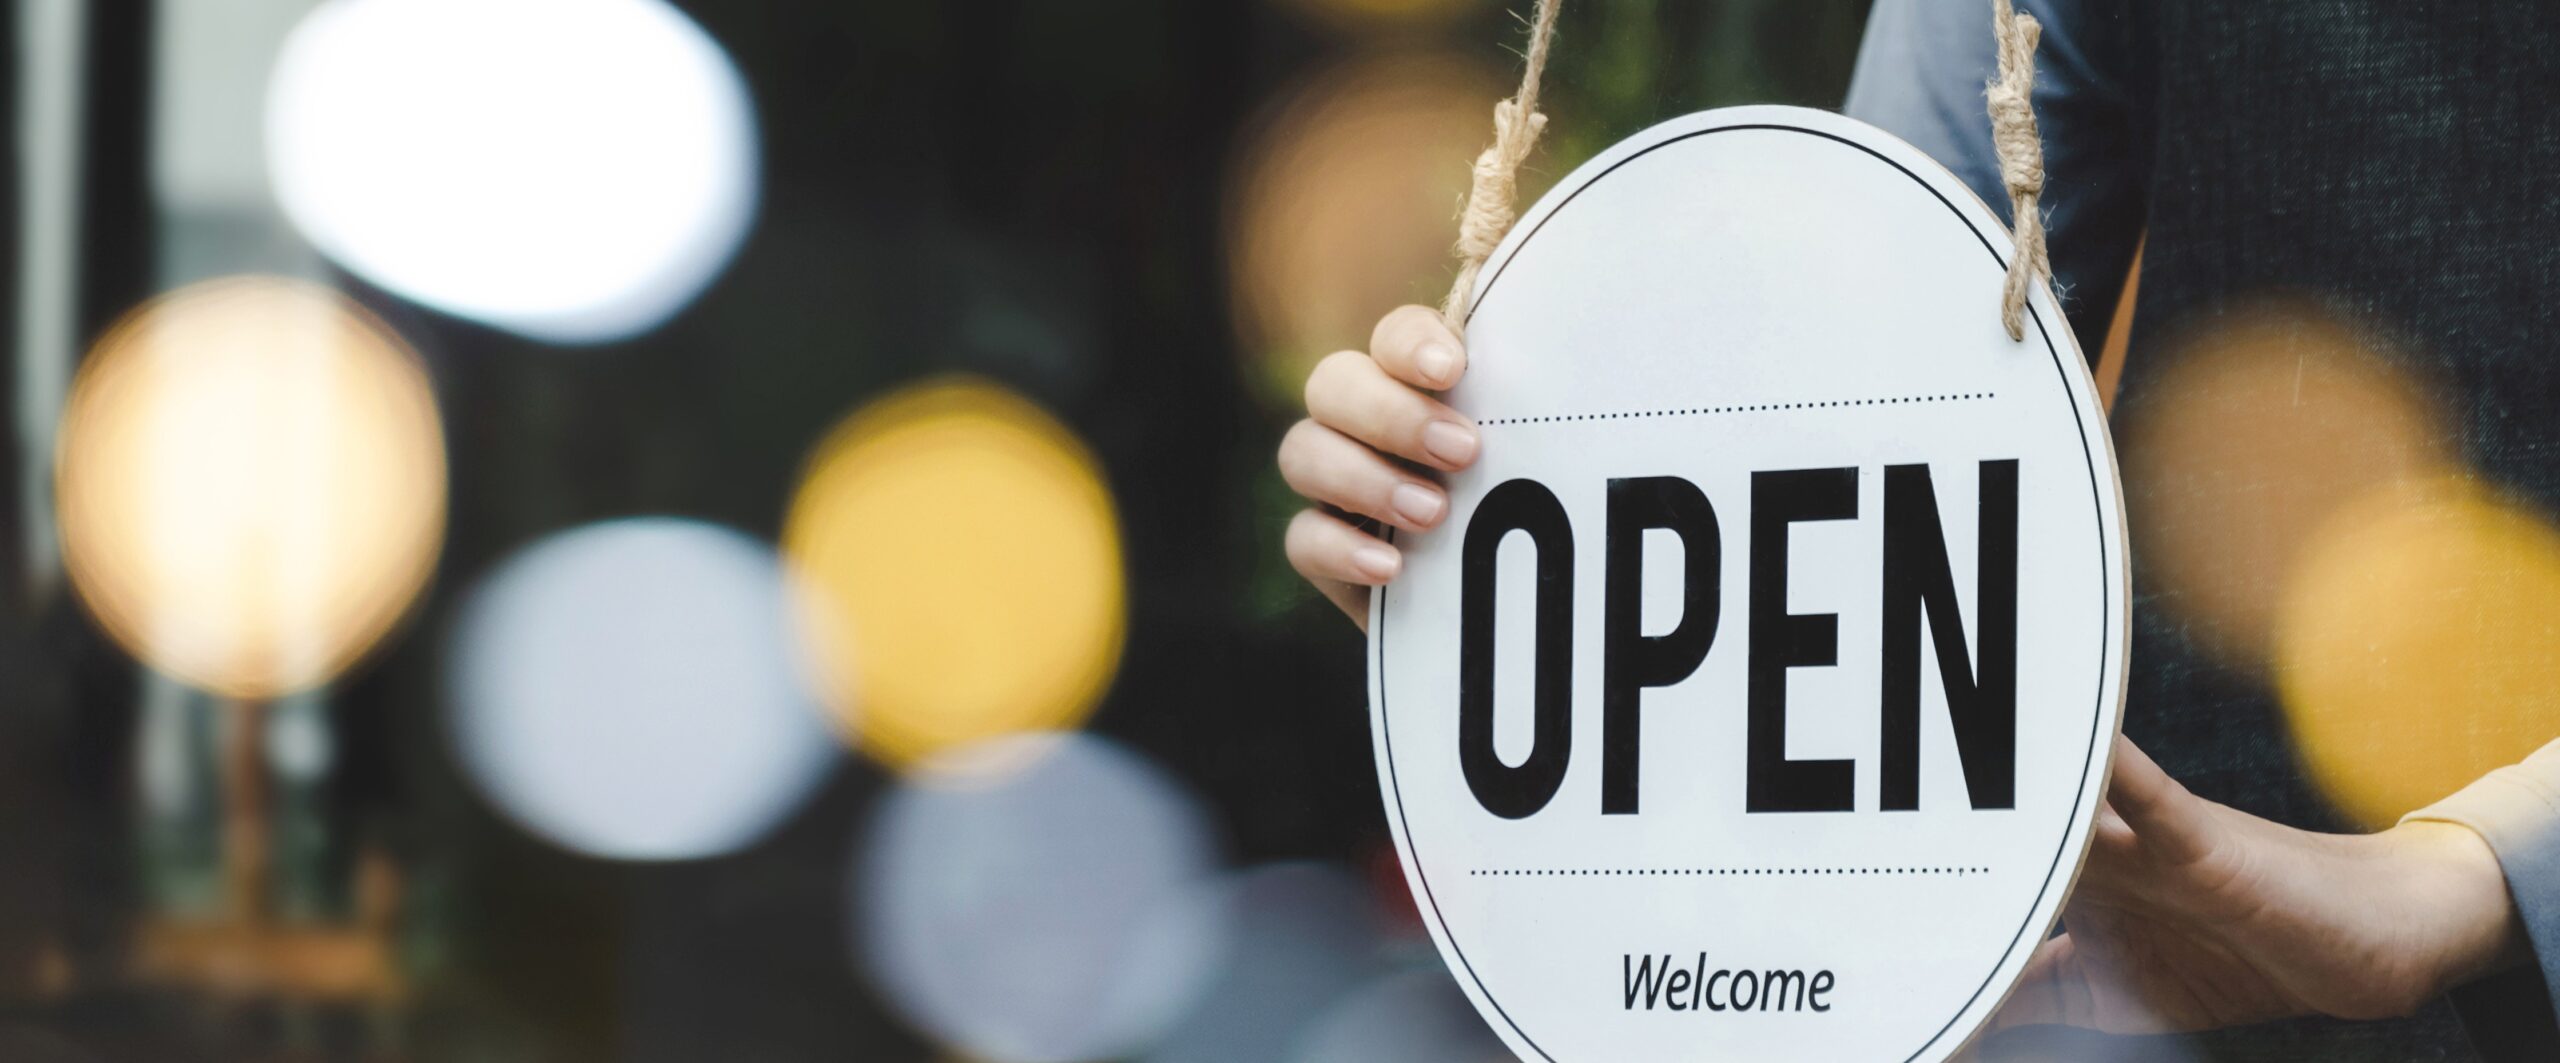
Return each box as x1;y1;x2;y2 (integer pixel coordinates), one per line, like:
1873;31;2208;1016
2106;735;2214;864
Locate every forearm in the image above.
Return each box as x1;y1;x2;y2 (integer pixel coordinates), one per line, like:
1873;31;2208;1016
2382;820;2533;998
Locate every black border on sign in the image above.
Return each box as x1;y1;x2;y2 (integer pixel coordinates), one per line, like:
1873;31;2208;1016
1371;120;2114;1063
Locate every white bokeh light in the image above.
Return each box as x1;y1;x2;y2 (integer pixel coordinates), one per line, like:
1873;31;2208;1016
1286;967;1510;1063
446;518;838;861
1147;863;1389;1063
265;0;759;344
857;732;1229;1063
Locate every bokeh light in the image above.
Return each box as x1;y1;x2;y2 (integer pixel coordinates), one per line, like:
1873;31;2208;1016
2275;477;2560;829
1226;53;1499;403
265;0;758;344
856;732;1226;1063
265;695;335;786
1277;0;1479;35
445;518;839;861
1285;966;1508;1063
783;378;1124;769
2118;298;2451;663
1146;863;1390;1063
55;276;446;699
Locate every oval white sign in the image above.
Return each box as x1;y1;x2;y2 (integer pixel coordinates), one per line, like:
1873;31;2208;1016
1368;106;2128;1061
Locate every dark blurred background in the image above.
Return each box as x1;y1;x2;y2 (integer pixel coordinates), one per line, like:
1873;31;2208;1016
0;1;1872;1059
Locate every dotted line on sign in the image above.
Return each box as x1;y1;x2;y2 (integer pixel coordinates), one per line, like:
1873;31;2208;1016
1476;392;1996;427
1467;867;1989;877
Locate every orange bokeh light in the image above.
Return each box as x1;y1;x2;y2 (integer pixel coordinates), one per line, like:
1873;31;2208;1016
2117;298;2450;664
1277;0;1479;34
55;277;447;699
1227;52;1500;404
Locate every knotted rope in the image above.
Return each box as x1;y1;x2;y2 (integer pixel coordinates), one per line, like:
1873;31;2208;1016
1439;0;1563;331
1987;0;2049;341
1439;0;2052;342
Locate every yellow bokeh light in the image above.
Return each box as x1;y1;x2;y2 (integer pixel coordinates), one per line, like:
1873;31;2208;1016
783;378;1124;769
2118;298;2450;664
1227;52;1500;403
55;276;447;699
2275;477;2560;829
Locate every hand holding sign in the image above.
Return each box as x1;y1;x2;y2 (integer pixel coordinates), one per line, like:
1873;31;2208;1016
1992;737;2526;1036
1282;305;1480;626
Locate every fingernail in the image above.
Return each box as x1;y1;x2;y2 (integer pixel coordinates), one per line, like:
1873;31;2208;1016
1352;545;1402;583
1391;482;1446;528
1422;420;1479;467
1417;343;1461;386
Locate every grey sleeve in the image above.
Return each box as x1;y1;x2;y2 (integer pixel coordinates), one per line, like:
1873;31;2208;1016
1842;0;2152;359
2407;740;2560;1032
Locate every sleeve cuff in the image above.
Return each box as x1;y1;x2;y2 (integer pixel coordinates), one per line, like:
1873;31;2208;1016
2406;739;2560;1050
2404;739;2560;850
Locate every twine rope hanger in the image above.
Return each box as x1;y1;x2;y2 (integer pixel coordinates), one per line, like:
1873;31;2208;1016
1439;0;2052;343
1986;0;2050;341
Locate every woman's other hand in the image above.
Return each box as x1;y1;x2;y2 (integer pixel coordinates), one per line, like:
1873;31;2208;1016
1990;737;2528;1036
